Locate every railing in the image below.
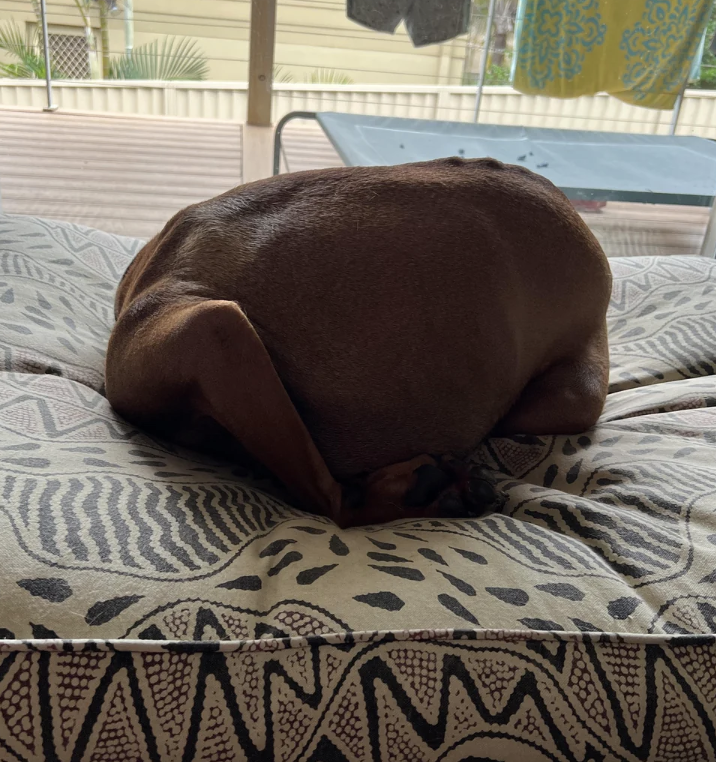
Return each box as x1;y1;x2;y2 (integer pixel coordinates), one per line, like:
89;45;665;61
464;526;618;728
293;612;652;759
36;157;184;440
2;79;716;137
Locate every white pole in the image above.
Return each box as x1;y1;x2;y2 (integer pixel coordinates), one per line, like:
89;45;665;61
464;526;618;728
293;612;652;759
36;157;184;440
124;0;134;54
669;83;686;135
473;0;498;123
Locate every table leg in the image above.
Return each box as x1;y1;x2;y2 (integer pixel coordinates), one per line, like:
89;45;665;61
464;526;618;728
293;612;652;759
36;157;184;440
699;199;716;258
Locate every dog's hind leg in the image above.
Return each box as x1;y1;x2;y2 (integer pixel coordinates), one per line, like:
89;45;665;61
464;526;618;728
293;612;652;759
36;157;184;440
106;294;343;522
333;326;608;528
495;324;609;436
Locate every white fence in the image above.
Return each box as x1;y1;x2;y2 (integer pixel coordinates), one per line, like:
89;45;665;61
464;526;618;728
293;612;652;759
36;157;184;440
2;79;716;137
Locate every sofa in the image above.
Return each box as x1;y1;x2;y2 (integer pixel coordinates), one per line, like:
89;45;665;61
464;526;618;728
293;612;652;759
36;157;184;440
0;212;715;761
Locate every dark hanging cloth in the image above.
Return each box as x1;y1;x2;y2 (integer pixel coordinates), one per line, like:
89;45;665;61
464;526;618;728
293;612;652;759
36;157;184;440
347;0;471;47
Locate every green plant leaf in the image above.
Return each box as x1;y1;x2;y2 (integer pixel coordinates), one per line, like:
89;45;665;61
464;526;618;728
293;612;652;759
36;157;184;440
0;20;66;78
304;68;354;84
273;65;294;83
107;36;208;81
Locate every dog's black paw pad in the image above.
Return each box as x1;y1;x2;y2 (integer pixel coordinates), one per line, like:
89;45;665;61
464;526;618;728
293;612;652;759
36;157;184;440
437;494;470;518
465;477;497;508
405;464;453;508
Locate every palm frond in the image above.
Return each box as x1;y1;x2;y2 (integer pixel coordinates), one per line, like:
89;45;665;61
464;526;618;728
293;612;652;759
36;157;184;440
0;20;65;78
0;61;37;78
0;20;40;67
107;37;208;81
273;65;294;83
305;68;354;84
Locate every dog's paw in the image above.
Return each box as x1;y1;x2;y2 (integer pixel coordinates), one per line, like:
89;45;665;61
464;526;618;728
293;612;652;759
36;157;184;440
404;463;453;508
338;456;504;527
428;460;505;520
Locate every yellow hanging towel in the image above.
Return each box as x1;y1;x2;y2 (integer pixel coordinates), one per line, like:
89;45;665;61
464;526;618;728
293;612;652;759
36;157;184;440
512;0;711;109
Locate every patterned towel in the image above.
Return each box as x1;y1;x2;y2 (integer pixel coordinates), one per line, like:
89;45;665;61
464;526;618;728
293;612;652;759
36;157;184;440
513;0;711;109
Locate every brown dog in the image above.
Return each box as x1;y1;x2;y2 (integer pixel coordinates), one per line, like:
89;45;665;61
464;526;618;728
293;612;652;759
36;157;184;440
106;157;611;527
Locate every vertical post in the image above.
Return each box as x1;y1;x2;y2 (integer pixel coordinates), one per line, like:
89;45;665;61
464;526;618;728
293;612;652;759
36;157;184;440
99;1;110;79
39;0;57;112
473;0;497;123
699;200;716;257
668;0;709;135
247;0;277;126
124;0;134;54
436;42;453;119
669;83;686;136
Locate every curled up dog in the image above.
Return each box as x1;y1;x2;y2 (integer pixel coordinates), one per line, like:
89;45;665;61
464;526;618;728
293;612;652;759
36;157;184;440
106;157;612;528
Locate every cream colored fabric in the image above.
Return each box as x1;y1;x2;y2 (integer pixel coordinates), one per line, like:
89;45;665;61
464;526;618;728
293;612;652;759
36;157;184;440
0;214;715;759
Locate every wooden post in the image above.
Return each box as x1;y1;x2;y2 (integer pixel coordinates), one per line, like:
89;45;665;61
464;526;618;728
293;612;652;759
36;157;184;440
247;0;277;126
99;0;111;79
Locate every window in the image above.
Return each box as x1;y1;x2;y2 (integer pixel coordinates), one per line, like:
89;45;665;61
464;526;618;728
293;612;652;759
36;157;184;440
48;30;90;79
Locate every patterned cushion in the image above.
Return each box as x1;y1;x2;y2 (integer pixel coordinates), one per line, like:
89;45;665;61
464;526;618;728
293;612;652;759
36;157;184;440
0;213;715;760
0;215;141;390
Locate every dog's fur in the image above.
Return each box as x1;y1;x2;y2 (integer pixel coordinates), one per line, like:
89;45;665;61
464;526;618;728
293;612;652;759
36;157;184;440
106;157;611;527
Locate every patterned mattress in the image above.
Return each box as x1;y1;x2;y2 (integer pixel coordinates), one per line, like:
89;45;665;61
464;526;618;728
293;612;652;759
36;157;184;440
0;213;715;761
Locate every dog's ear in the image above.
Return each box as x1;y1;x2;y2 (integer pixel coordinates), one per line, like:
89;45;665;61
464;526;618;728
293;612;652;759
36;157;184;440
106;296;343;521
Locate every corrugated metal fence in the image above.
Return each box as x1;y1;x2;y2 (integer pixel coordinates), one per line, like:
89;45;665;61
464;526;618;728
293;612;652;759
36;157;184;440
2;80;716;137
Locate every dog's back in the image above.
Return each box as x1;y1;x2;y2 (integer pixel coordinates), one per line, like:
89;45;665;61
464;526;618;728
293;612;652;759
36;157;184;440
114;158;610;480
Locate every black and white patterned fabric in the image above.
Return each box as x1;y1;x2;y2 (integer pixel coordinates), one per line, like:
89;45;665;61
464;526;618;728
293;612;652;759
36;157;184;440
0;213;715;761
